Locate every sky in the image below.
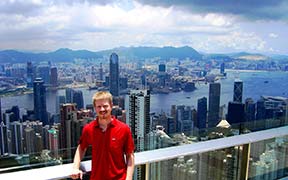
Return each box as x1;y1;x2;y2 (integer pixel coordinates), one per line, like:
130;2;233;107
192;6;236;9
0;0;288;55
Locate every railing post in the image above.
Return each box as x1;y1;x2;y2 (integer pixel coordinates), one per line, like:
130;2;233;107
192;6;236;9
240;143;251;180
145;163;150;180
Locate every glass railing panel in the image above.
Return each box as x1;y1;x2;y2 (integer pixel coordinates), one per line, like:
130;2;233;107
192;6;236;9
147;145;244;180
0;120;286;173
0;126;288;180
146;134;288;180
0;146;92;174
248;135;288;180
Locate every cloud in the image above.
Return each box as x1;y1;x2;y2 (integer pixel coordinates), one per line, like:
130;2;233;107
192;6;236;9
269;33;278;38
0;0;287;54
135;0;288;21
0;0;118;17
0;1;237;50
0;0;44;17
193;31;267;53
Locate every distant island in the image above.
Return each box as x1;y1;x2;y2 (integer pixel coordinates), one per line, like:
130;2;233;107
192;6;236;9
1;46;288;64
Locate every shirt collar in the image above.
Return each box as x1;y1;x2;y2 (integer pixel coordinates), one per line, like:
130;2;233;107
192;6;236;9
94;116;117;128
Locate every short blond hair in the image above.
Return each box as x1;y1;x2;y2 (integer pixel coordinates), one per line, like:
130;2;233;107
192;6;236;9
92;91;113;107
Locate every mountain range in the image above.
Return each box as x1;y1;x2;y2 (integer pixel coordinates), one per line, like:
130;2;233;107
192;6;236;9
0;46;287;63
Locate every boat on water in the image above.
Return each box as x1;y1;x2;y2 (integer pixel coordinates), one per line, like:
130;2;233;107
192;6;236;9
88;86;98;90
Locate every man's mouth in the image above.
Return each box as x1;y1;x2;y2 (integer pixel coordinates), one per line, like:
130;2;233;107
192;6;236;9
99;111;107;115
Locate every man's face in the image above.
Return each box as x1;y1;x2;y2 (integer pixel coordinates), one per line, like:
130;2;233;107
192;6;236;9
94;99;112;119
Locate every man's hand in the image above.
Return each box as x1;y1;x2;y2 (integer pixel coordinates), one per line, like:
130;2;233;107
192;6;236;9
71;145;87;179
125;153;135;180
70;168;83;180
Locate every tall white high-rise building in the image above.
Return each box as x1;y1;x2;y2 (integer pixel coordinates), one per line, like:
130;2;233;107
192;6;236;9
125;89;151;180
0;122;8;156
125;89;151;152
10;121;23;155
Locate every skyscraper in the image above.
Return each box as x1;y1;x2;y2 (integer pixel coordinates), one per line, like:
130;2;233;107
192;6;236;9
125;89;151;151
91;66;96;82
208;83;221;128
256;99;266;120
158;63;167;87
176;105;193;133
109;53;119;97
65;88;74;103
3;111;14;128
23;127;35;153
50;67;58;87
233;80;243;103
125;89;151;180
10;121;23;154
26;120;46;150
220;62;225;75
37;65;50;85
33;78;48;125
141;74;147;88
245;98;256;122
26;62;34;88
119;77;128;90
170;105;177;134
0;122;8;156
73;90;84;110
166;116;176;135
111;105;126;123
99;63;103;81
5;106;20;122
56;95;66;114
196;97;207;129
227;102;245;124
60;103;77;158
71;118;86;148
48;127;59;158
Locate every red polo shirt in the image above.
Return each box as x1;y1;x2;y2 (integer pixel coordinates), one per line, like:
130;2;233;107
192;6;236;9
79;116;134;180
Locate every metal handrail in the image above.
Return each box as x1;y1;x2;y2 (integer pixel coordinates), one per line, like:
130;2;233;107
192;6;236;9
0;125;287;180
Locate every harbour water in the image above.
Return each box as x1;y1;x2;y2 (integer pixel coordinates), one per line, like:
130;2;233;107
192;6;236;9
1;70;288;116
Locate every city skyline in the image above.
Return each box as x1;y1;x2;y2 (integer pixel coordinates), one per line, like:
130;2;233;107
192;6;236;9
0;0;288;55
0;49;287;179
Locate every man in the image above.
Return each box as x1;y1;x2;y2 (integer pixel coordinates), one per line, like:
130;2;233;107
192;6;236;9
71;91;135;180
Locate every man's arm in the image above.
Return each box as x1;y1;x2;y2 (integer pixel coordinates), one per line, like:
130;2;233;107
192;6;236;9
71;145;87;180
125;153;135;180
